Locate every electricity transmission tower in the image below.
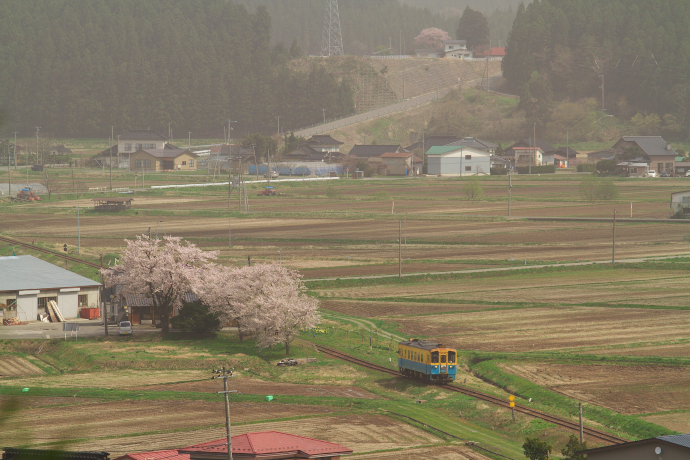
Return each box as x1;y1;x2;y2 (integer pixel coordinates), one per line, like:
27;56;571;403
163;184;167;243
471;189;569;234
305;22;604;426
321;0;344;56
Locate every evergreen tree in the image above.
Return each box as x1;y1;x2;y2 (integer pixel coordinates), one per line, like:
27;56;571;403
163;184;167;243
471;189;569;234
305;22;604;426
456;6;490;50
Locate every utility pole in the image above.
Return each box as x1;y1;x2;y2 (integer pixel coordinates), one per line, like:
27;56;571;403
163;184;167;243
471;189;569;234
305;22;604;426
402;62;405;100
276;116;280;136
7;143;10;196
117;135;120;170
508;172;512;216
109;136;112;191
212;367;236;460
188;132;191;150
100;254;108;336
35;127;40;166
228;215;231;247
13;132;17;170
529;135;532;176
612;210;616;263
599;75;605;111
579;402;584;445
77;205;80;255
322;108;326;125
398;220;402;278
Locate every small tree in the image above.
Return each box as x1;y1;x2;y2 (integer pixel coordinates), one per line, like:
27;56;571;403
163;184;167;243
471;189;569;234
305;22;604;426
414;28;451;49
463;176;484;200
579;175;599;201
596;178;619;200
170;300;221;334
561;434;587;460
523;437;552;460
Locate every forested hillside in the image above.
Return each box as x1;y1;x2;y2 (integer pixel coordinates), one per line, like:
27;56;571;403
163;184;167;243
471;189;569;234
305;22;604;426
0;0;354;138
503;0;690;141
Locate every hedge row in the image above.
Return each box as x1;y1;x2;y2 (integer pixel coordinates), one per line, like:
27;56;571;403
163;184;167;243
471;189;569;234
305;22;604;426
516;165;556;174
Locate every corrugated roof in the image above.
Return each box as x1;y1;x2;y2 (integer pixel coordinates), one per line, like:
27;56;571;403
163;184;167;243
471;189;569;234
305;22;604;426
425;146;460;155
0;256;101;292
114;450;188;460
657;434;690;448
307;135;343;145
123;295;154;307
180;432;353;456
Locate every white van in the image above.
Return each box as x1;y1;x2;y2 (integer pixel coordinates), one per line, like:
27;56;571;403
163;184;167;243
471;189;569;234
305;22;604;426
648;170;657;177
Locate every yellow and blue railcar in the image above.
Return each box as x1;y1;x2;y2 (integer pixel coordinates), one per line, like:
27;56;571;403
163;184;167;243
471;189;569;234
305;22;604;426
398;338;457;382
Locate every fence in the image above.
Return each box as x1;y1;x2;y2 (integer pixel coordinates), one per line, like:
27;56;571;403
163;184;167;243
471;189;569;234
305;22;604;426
365;55;412;59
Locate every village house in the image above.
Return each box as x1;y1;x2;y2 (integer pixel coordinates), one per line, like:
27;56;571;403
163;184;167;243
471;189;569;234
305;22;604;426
617;161;649;177
578;433;690;460
612;136;678;174
118;130;168;155
129;148;197;171
178;431;353;460
445;137;498;154
379;151;422;175
425;146;490;176
512;146;543;167
405;135;461;152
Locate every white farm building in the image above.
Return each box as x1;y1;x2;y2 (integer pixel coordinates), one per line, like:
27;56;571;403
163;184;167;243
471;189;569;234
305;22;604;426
425;146;491;176
0;255;101;322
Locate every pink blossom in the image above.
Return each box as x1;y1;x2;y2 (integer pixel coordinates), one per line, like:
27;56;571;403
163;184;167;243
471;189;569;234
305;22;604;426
414;28;451;49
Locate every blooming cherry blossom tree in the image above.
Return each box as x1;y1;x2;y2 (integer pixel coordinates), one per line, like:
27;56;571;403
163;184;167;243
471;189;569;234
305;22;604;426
102;235;218;333
196;264;319;354
414;28;451;49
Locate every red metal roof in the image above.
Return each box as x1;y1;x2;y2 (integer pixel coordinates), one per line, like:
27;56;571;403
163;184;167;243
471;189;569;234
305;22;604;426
114;450;189;460
180;432;353;457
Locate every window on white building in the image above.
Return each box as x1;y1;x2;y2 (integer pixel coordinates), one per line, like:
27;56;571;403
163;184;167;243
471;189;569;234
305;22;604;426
465;155;472;160
465;166;471;171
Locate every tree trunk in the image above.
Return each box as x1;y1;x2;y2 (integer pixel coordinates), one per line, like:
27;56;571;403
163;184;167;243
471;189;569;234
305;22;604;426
285;340;290;355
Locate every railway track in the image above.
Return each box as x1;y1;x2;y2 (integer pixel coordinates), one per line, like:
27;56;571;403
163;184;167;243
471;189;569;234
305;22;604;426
0;235;101;269
315;344;626;445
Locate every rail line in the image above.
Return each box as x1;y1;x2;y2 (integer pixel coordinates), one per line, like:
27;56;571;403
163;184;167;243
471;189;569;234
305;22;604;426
0;235;101;269
315;344;626;445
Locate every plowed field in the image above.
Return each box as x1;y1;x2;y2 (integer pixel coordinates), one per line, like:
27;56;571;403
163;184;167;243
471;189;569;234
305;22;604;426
131;378;381;399
500;363;690;415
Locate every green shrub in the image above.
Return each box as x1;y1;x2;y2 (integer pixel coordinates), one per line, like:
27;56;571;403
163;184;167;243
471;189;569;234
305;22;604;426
596;178;619;200
516;165;556;174
596;159;618;175
579;176;619;201
326;187;339;199
577;163;595;172
463;176;484;200
170;300;221;334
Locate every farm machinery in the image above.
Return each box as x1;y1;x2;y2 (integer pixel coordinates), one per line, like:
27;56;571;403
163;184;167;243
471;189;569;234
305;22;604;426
10;188;41;202
257;186;277;196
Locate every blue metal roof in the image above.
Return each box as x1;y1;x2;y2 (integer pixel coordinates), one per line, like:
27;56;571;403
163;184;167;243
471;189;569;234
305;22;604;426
0;255;101;292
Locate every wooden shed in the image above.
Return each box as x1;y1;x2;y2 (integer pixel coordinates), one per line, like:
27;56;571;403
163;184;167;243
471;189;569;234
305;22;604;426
92;197;133;211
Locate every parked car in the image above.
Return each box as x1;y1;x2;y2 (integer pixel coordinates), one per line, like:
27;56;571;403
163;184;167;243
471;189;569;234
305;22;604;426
660;171;670;177
648;170;657;177
118;321;133;335
685;171;690;177
264;170;279;179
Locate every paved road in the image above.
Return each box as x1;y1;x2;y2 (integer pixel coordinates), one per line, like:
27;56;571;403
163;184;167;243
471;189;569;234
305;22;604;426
0;319;158;339
294;72;502;138
307;254;689;282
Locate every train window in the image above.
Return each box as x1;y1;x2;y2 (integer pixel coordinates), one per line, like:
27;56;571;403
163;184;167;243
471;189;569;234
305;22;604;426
441;355;447;363
431;351;439;363
448;351;456;363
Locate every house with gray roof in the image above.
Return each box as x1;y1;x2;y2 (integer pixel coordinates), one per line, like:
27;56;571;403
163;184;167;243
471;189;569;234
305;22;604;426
579;433;690;460
0;255;101;321
445;137;498;153
119;130;169;155
613;136;678;174
406;135;460;152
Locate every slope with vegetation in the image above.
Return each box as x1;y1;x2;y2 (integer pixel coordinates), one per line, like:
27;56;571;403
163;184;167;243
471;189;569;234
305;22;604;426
0;1;354;137
503;0;690;141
